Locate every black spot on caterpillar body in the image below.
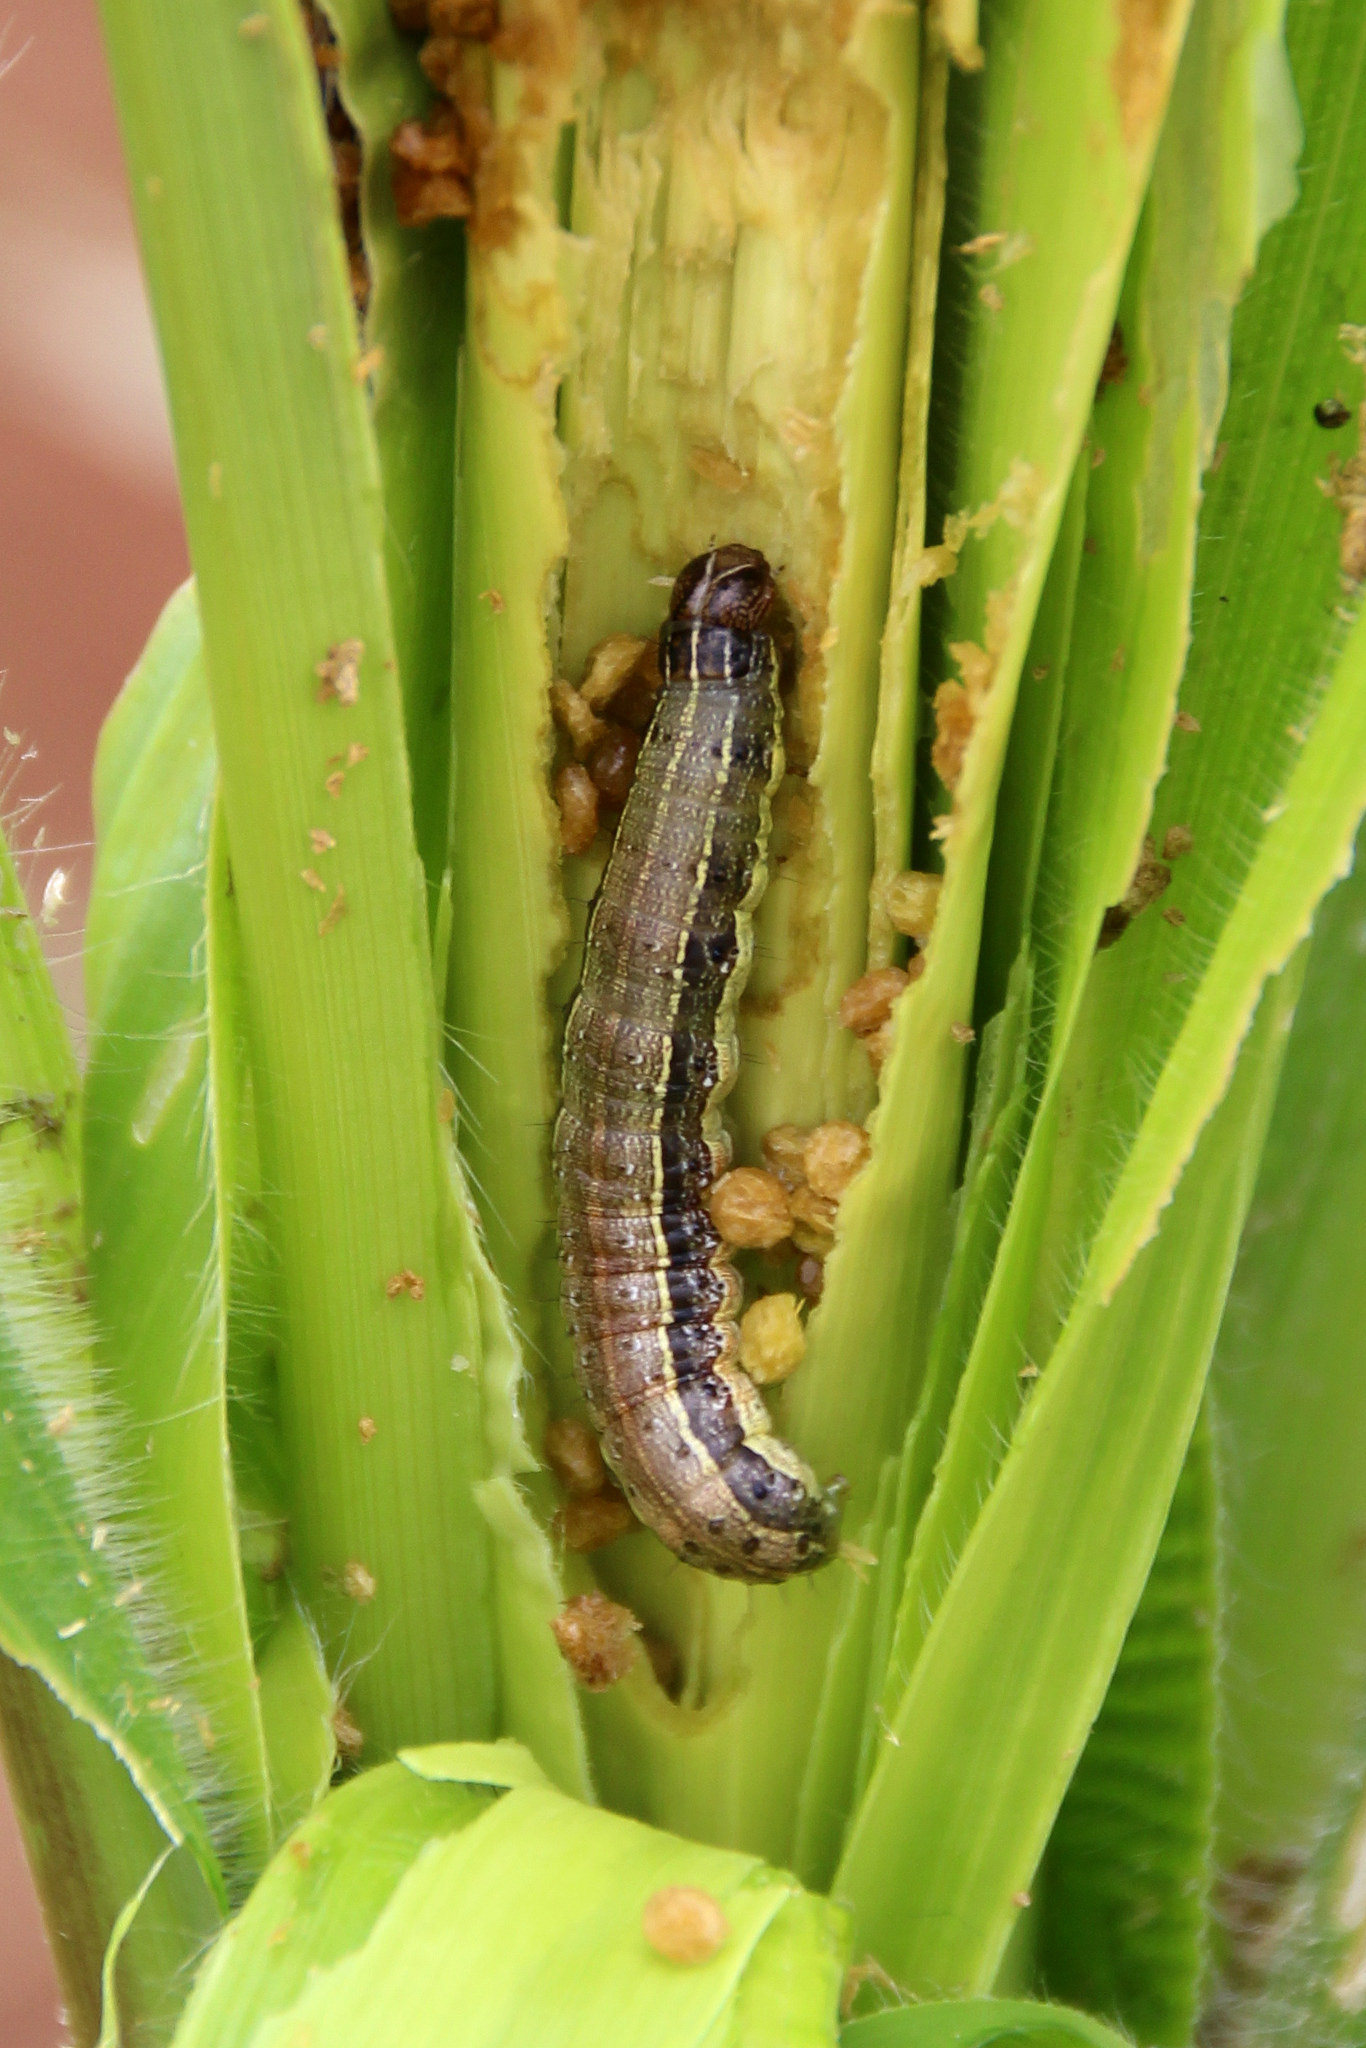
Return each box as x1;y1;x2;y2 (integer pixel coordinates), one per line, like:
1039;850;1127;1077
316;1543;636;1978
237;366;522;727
554;545;841;1583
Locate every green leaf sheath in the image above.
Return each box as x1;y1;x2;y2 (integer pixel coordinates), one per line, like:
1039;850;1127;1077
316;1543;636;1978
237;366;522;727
430;0;926;1867
96;0;494;1750
85;585;273;1883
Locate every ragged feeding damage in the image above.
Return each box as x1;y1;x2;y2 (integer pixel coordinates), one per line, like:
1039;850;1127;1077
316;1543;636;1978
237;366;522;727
396;0;917;1599
1321;407;1366;586
389;1;922;1460
385;0;547;245
549;0;918;1144
556;0;896;694
930;579;1023;801
304;4;371;312
1111;0;1188;150
916;455;1045;594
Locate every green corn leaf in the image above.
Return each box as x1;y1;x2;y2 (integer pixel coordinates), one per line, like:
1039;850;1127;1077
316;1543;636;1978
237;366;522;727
94;1843;174;2048
321;0;464;899
0;1208;218;1895
471;1472;595;1803
837;83;1366;1939
840;481;1366;1993
872;0;1302;1753
0;786;227;2036
0;811;219;1887
810;458;1088;1881
841;1997;1131;2048
1203;818;1366;2037
868;24;950;969
0;1641;222;2048
835;954;1300;1995
98;0;495;1753
1019;0;1335;1377
1214;825;1366;1846
1199;0;1366;1885
789;0;1195;1522
445;45;576;1363
169;1760;494;2048
85;582;273;1884
1219;1737;1366;2045
174;1759;846;2048
774;0;1198;1896
255;1599;337;1844
465;1112;591;1795
1037;1411;1218;2045
396;1737;553;1790
204;796;332;1807
974;450;1089;1024
727;1886;848;2048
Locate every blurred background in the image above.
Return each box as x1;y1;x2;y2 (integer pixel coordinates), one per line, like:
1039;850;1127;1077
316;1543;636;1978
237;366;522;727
1;0;188;2038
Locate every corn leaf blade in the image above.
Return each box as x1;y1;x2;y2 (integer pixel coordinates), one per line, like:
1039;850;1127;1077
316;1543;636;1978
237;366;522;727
841;1998;1131;2048
170;1761;494;2048
85;583;273;1882
790;0;1194;1515
322;0;464;898
836;957;1300;1993
1037;1412;1218;2044
180;1773;845;2048
97;0;495;1751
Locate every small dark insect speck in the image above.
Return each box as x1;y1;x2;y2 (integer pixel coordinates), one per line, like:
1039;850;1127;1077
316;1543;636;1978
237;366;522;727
1315;398;1352;431
0;1095;64;1143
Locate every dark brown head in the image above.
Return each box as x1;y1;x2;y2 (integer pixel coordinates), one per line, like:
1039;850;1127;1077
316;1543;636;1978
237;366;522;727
669;545;776;631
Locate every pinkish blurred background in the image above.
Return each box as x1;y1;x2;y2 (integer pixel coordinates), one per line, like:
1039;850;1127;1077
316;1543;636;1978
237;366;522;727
1;1;189;2038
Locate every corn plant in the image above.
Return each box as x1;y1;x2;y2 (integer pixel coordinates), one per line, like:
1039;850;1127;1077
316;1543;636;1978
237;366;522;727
4;0;1366;2042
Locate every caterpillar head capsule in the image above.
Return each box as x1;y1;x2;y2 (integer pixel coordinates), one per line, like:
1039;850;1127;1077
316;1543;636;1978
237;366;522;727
669;544;776;632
